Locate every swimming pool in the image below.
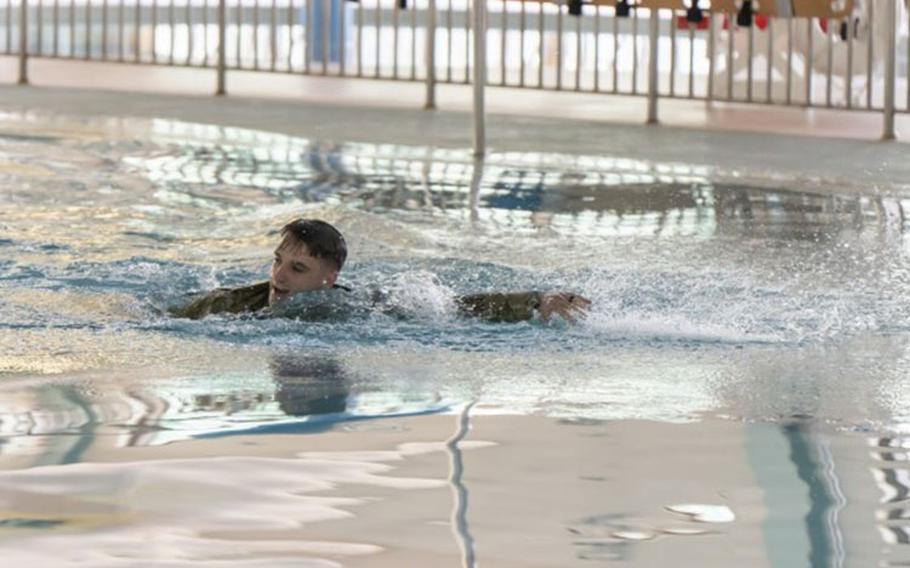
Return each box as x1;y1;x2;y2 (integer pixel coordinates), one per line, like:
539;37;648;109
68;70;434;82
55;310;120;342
2;111;910;566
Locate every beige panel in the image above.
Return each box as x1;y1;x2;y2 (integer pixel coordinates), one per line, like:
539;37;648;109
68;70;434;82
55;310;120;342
753;0;785;16
516;0;618;7
710;0;739;13
638;0;688;9
792;0;854;18
708;0;785;16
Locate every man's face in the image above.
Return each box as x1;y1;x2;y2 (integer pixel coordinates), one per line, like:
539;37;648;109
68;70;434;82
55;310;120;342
269;243;338;306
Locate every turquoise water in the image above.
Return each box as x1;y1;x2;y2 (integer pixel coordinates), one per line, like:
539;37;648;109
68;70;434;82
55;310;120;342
2;113;910;566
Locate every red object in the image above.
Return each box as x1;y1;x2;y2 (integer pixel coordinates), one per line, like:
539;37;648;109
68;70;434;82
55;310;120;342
676;15;711;30
720;14;769;31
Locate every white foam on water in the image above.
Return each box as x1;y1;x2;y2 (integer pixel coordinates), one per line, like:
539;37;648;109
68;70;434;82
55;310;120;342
581;311;786;345
382;270;458;321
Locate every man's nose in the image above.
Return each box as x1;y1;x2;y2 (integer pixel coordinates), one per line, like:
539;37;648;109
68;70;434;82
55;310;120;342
273;264;288;282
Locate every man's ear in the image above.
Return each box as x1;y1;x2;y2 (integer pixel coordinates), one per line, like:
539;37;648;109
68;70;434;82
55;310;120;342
323;269;338;288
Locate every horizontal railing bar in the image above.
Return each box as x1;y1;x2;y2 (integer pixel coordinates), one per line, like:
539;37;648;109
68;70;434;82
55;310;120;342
1;5;724;36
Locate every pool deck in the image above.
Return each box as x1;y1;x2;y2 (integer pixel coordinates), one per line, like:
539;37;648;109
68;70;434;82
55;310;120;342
2;58;910;194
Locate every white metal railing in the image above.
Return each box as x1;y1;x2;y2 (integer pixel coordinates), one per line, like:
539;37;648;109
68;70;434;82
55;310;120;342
2;0;908;150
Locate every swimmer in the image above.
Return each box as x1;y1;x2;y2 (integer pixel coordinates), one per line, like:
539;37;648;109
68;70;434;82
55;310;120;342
172;218;591;322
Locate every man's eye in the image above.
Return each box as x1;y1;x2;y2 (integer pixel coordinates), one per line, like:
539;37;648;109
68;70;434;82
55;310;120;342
273;257;280;264
293;266;306;273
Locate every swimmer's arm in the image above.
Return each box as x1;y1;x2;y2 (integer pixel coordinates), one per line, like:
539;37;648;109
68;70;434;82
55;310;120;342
169;289;234;320
170;282;270;319
455;292;591;323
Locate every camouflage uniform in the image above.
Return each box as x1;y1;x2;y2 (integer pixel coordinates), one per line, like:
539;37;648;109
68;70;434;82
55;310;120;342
171;282;271;320
171;281;542;323
455;292;542;323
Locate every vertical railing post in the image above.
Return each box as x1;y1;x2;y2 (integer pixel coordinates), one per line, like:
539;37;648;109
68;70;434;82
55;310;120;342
216;0;226;95
472;0;486;157
18;0;28;84
425;0;437;109
646;7;659;124
707;13;715;101
882;0;897;140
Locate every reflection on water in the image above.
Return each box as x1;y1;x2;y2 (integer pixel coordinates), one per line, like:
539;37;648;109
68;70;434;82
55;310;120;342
0;352;455;464
779;420;847;568
124;127;910;244
872;436;910;550
447;401;477;568
270;353;351;416
1;112;910;566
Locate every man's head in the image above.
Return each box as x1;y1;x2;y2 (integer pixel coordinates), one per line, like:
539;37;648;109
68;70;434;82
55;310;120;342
269;218;347;306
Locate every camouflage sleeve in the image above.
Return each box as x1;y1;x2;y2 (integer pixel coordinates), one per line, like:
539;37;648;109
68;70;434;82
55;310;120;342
170;282;269;319
169;290;230;320
455;291;542;323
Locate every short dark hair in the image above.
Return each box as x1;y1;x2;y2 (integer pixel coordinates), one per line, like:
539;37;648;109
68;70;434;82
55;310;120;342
279;218;347;271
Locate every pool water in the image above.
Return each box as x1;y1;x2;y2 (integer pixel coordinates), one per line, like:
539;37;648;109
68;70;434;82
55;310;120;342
1;112;910;567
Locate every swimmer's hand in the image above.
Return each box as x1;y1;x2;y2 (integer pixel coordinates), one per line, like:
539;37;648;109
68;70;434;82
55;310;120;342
455;291;590;323
538;292;592;323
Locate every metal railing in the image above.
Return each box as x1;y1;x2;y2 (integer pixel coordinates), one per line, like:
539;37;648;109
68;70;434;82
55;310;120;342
2;0;907;151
